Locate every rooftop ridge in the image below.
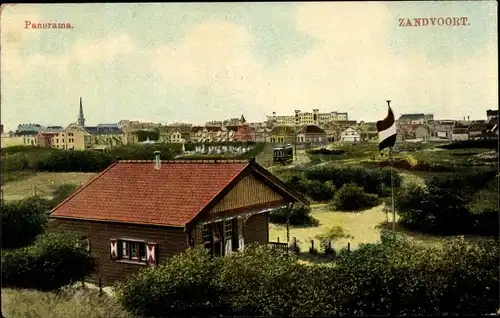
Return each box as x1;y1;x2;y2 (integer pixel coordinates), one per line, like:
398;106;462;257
118;159;251;164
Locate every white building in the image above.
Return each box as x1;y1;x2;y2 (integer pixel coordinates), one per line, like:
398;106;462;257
267;109;348;127
340;127;361;142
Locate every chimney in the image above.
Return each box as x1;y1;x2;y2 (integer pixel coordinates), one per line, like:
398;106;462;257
154;151;161;169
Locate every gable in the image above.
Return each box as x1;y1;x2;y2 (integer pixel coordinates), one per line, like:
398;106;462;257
210;173;284;214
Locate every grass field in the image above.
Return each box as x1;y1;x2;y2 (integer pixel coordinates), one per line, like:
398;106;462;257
269;203;388;252
1;172;96;201
1;286;131;318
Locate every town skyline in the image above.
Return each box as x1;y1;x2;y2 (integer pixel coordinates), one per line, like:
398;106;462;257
1;2;497;131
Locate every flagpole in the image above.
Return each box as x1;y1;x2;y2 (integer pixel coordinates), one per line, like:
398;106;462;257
387;100;396;233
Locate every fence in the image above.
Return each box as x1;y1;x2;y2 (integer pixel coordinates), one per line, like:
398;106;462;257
269;237;289;253
270;237;352;257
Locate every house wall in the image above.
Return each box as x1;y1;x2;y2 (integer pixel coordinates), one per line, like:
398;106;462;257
211;173;284;214
192;212;270;246
49;218;188;286
244;212;269;245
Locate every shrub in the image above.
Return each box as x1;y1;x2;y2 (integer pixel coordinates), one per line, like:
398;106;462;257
303;165;401;197
50;184;79;207
438;139;497;149
301;179;336;201
331;183;380;211
116;247;222;318
117;238;499;316
1;196;51;249
333;236;499;316
395;170;498;235
217;245;334;316
2;287;132;318
269;204;319;226
1;232;98;291
306;148;346;155
316;225;352;243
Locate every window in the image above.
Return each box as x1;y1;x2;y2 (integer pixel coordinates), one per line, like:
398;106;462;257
224;220;232;238
203;224;212;244
118;240;147;263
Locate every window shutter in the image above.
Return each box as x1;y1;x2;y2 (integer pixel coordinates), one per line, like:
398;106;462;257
146;242;157;266
110;239;118;260
238;218;245;251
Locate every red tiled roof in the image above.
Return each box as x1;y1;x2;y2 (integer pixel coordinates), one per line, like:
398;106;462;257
50;160;250;227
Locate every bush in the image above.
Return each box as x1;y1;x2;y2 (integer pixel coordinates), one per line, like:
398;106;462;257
306;148;346;155
1;196;51;249
217;245;334;317
1;144;180;174
50;184;79;207
303;165;401;197
116;247;222;318
117;238;499;316
316;225;352;242
438;139;497;149
331;183;380;211
1;232;98;291
333;235;499;316
269;204;319;226
394;169;498;235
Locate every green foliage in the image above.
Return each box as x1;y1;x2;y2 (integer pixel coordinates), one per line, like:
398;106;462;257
306;148;346;155
303;165;401;197
117;238;499;316
51;184;79;207
334;235;499;316
1;144;180;174
1;196;50;249
438;139;497;149
116;247;222;318
316;225;352;242
269;204;319;226
331;183;380;211
394;169;498;235
1;232;98;291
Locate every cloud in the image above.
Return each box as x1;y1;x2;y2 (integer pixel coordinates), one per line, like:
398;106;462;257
148;2;497;120
73;34;136;63
2;3;497;123
1;5;43;79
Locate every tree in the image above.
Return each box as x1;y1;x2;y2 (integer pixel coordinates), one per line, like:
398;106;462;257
1;196;50;249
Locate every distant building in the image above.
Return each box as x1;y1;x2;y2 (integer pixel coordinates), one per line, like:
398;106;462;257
268;126;295;144
36;132;59;148
158;126;192;143
451;128;469;141
340;127;361;142
17;123;43;133
486;109;498;121
52;123;93;150
397;113;433;125
267;109;348;127
296;125;327;145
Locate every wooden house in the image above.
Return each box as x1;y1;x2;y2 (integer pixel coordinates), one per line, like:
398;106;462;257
49;156;308;285
296;125;327;145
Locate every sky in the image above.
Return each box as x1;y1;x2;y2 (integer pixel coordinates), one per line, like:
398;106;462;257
1;2;498;131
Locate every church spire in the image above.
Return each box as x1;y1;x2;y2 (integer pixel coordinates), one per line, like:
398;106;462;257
77;97;85;127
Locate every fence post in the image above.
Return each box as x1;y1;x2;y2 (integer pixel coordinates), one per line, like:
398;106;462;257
98;278;103;296
277;237;280;243
347;242;351;254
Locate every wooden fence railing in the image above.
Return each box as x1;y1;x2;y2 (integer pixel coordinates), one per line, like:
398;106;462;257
269;237;289;253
